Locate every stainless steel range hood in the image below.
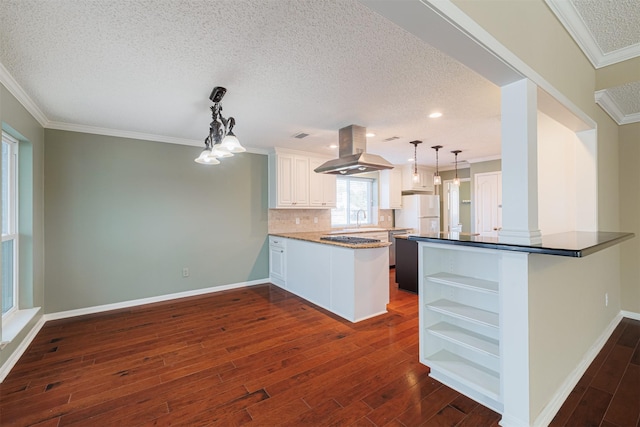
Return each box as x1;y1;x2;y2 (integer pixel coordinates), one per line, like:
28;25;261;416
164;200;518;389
314;125;394;175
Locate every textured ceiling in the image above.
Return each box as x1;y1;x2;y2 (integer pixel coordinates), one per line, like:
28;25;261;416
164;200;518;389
546;0;640;124
0;0;502;167
571;0;640;54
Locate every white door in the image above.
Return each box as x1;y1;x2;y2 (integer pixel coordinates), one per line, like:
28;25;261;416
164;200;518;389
475;172;502;237
448;182;460;232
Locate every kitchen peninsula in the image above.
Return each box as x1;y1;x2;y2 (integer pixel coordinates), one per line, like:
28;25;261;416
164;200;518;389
269;231;391;323
408;231;634;425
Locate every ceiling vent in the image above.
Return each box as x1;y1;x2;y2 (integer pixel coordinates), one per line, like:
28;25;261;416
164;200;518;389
292;132;310;139
383;136;400;142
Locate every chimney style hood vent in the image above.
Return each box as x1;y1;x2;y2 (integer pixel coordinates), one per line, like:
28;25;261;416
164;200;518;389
314;125;394;175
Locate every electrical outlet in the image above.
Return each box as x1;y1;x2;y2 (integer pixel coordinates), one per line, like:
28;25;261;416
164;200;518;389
605;292;608;307
182;267;189;278
314;217;318;224
295;217;300;225
380;216;385;222
388;215;392;222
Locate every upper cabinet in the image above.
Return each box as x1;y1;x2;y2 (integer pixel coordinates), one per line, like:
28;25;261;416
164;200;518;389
379;168;403;209
269;149;336;209
402;164;435;192
309;157;337;208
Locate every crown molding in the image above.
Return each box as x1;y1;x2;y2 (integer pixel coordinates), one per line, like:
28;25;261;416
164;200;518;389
0;63;48;127
47;121;203;146
595;89;640;125
545;0;640;69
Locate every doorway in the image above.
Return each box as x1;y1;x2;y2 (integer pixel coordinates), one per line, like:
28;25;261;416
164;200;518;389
443;179;471;233
474;172;502;237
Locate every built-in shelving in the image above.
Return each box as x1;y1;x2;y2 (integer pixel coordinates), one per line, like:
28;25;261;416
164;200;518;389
419;243;502;412
428;350;500;401
426;299;499;328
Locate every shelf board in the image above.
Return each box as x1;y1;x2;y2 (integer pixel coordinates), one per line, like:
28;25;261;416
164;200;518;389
427;322;499;358
425;350;500;400
426;272;498;294
426;299;499;329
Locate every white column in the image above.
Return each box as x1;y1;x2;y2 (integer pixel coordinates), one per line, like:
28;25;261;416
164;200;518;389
499;79;542;245
500;252;531;427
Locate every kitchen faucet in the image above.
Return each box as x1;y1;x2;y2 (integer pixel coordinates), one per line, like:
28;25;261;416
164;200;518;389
356;209;366;228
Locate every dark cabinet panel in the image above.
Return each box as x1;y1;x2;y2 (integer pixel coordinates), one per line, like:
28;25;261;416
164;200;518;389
396;238;418;294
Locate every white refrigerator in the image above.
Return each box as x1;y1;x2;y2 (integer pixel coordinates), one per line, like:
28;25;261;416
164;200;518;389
395;194;440;234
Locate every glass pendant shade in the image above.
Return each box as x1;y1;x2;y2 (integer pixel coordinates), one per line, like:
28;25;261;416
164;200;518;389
412;172;420;183
211;143;233;158
433;174;442;185
453;177;460;186
220;131;246;153
194;149;220;165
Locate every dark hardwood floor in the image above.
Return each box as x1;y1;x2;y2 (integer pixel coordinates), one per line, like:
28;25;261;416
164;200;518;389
0;270;638;426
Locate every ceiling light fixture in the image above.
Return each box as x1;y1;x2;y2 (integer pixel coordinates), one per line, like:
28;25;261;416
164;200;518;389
429;112;443;119
366;132;376;137
432;145;443;185
410;140;423;183
195;86;246;165
452;150;462;186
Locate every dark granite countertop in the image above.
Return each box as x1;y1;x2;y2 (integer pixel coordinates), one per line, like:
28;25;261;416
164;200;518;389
407;231;634;257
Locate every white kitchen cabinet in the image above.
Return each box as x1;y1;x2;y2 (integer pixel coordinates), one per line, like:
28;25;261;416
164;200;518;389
379;168;402;209
402;164;435;192
268;149;335;209
419;242;502;413
309;157;337;208
269;236;286;287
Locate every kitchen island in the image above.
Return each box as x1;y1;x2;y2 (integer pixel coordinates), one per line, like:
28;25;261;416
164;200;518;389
408;231;634;426
269;231;391;323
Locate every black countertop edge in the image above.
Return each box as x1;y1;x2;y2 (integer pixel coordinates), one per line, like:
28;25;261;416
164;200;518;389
407;231;635;258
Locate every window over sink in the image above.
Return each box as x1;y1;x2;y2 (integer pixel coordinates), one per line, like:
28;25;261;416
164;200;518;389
331;176;373;227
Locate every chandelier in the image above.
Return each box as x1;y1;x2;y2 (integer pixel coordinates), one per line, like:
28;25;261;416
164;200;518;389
195;86;246;165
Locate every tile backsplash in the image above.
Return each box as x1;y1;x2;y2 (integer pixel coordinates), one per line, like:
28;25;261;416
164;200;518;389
268;208;395;233
268;209;332;233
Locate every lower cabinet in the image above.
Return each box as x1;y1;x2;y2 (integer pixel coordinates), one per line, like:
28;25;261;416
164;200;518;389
419;242;502;413
269;236;286;287
268;236;389;322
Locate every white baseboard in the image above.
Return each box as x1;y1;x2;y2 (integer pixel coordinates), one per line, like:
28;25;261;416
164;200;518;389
44;278;269;321
531;312;623;427
0;316;46;383
621;310;640;321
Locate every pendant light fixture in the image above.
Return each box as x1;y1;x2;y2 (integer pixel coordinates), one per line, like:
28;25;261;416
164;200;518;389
195;86;246;165
432;145;443;185
452;150;462;186
410;140;423;183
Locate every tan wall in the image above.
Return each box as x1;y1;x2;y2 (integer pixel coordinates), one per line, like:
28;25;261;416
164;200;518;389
451;0;628;421
619;122;640;312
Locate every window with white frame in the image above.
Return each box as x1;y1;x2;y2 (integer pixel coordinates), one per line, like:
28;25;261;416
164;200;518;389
331;176;373;227
2;132;18;317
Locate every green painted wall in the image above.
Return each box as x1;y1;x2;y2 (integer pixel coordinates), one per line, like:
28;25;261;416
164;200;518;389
44;130;268;313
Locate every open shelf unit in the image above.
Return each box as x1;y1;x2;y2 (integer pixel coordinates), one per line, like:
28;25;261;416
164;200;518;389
418;243;502;413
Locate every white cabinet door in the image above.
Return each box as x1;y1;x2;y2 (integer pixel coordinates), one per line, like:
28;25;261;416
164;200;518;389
379;168;402;209
309;157;336;208
272;152;309;207
269;237;286;287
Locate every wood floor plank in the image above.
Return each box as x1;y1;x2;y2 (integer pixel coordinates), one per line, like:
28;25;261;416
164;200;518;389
590;344;634;394
564;386;613;427
603;363;640;427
